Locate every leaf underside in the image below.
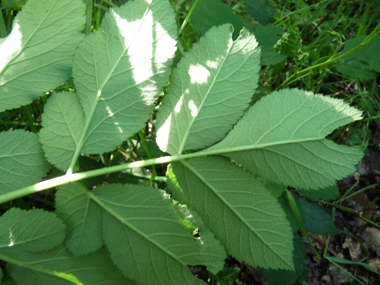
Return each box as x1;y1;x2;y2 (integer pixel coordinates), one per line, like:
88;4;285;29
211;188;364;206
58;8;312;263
156;24;260;155
168;156;295;270
206;89;364;189
0;0;86;112
6;246;136;285
0;209;132;284
56;183;226;284
55;182;103;256
40;0;177;171
0;130;50;194
0;208;66;252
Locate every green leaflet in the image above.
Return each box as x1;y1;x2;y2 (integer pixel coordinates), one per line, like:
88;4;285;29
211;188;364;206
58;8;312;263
0;209;126;284
298;199;338;235
168;157;294;270
40;92;85;171
205;89;364;189
252;26;286;66
0;0;85;112
262;235;307;285
55;183;226;284
40;0;177;171
0;208;66;252
335;35;380;80
156;24;260;155
55;182;103;256
6;246;136;285
297;184;340;201
0;130;50;194
243;0;275;25
191;0;243;40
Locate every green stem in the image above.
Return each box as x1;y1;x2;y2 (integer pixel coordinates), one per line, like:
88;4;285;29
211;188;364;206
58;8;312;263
177;0;200;37
0;9;7;37
0;155;176;204
0;121;41;127
322;200;380;229
138;130;157;186
23;106;38;133
325;257;366;285
85;0;93;34
285;190;322;259
278;23;380;89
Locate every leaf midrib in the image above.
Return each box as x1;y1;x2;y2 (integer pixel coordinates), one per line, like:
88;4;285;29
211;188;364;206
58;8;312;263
0;249;80;283
0;0;58;75
177;37;234;154
68;3;152;172
88;193;191;270
180;160;293;269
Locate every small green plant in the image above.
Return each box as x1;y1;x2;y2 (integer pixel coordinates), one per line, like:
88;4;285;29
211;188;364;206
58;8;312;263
0;0;369;284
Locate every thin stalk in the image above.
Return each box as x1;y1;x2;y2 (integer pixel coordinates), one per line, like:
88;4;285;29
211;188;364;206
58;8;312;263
1;135;357;204
337;159;362;203
323;207;335;258
85;0;93;34
0;9;7;37
285;190;322;259
325;257;366;285
23;106;38;133
341;183;378;201
278;23;380;89
177;0;200;37
0;155;177;204
322;200;380;229
0;121;41;127
138;130;157;186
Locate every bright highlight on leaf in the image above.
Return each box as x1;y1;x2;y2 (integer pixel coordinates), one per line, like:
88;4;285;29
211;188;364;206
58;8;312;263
0;0;86;112
40;0;177;171
206;89;364;189
168;157;294;270
156;24;260;155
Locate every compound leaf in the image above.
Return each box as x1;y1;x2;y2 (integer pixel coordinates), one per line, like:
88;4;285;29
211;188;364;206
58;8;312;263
55;182;103;256
40;0;177;171
206;89;364;189
0;208;66;252
0;0;85;112
6;246;136;285
156;24;260;155
168;157;294;270
0;130;50;194
55;183;226;284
